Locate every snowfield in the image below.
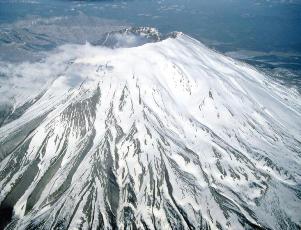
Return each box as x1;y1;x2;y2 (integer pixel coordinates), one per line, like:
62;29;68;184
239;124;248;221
0;31;300;230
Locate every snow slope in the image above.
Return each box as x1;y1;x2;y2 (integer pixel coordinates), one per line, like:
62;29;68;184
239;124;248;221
0;30;300;230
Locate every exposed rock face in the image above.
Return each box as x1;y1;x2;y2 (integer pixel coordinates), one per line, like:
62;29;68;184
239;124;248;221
0;32;300;230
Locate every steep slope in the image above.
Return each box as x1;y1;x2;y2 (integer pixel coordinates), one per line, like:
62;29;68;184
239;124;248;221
0;31;300;230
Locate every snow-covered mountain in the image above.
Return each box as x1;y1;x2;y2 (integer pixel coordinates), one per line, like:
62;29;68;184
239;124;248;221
0;29;300;230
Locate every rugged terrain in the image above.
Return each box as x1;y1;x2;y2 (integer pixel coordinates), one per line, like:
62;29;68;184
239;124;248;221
0;30;300;229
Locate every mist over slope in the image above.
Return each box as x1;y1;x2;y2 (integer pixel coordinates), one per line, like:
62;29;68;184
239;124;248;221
0;30;300;230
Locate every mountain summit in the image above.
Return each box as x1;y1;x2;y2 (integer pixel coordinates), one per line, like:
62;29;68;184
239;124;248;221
0;31;300;230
